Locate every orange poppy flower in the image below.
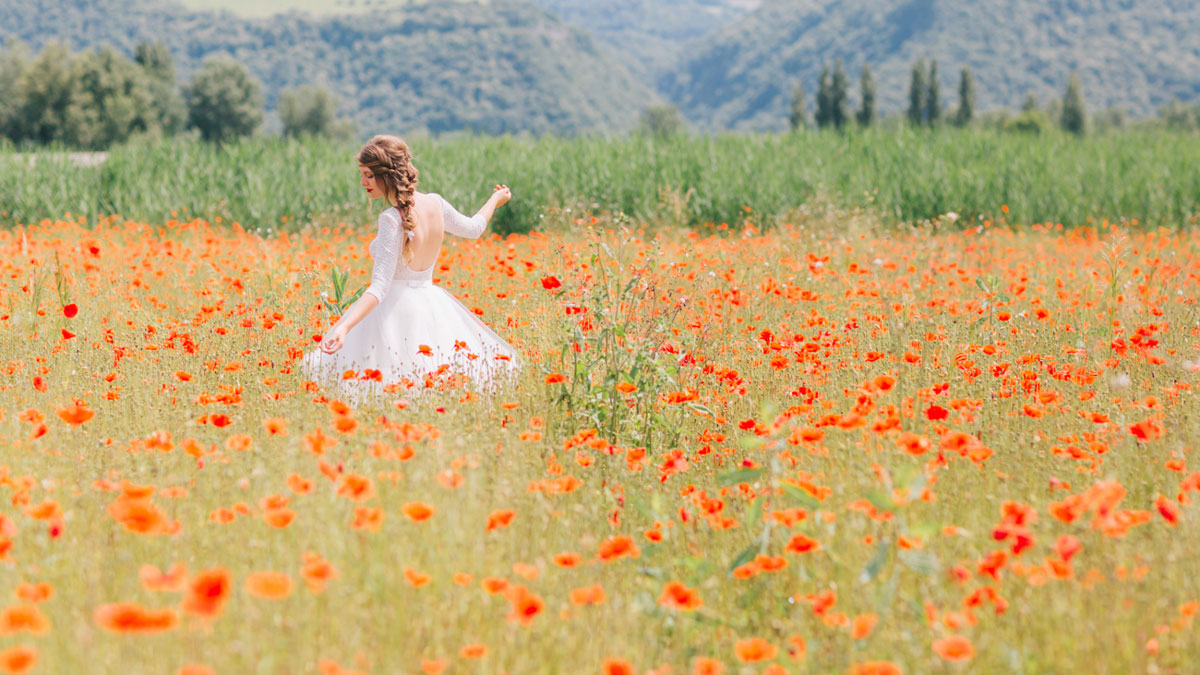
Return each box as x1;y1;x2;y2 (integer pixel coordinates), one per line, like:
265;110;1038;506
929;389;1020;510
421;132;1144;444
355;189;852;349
851;613;878;639
0;645;36;674
337;473;375;502
104;492;170;533
13;584;52;605
419;660;448;675
460;644;487;659
504;584;544;626
597;535;641;562
263;508;296;529
287;473;314;495
300;552;339;593
181;568;231;619
553;552;582;568
785;533;820;554
486;509;515;531
93;603;178;633
243;571;293;600
177;665;217;675
481;577;508;595
602;659;635;675
57;404;94;425
0;605;49;635
691;657;724;675
733;637;777;663
140;563;188;592
404;568;431;588
658;581;703;611
570;584;606;606
352;506;384;531
932;635;975;661
402;502;435;522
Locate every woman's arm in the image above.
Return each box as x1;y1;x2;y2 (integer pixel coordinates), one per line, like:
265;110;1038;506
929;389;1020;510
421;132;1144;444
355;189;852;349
319;210;400;354
442;186;511;239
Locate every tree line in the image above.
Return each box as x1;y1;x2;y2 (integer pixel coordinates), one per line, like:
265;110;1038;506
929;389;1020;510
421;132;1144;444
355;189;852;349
0;38;353;150
788;58;1198;136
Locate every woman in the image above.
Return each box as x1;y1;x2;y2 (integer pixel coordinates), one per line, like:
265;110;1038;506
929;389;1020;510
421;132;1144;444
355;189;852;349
304;134;519;395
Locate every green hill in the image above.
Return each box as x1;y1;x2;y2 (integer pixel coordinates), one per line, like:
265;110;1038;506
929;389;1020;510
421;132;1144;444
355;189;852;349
661;0;1200;130
0;0;660;136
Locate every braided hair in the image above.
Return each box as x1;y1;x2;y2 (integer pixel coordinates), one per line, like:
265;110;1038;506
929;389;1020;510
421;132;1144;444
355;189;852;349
358;135;420;264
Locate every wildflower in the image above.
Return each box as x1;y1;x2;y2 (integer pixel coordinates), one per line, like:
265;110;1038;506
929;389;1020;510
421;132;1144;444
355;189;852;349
93;603;178;633
932;635;975;661
658;581;703;611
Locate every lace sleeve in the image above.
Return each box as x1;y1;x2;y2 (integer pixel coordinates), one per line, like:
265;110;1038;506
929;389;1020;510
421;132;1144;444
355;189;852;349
364;209;402;303
438;194;487;239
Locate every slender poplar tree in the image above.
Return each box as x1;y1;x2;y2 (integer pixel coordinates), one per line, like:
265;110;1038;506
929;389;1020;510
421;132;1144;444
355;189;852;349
955;66;975;126
857;64;876;127
907;59;925;126
925;59;941;126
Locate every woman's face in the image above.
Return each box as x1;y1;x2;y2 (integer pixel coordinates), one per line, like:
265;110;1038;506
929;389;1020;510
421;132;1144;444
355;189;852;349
358;164;381;200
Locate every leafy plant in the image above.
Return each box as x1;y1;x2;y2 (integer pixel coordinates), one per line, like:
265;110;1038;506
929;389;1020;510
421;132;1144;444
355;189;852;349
321;266;365;318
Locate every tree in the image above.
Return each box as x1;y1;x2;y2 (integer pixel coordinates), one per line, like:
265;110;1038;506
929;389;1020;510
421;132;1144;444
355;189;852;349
636;105;684;138
815;63;832;128
925;59;941;126
955;66;975;126
1060;72;1087;135
789;82;806;131
8;41;76;145
856;64;876;127
135;41;174;82
279;85;346;138
63;46;163;149
907;60;925;127
185;58;264;142
830;57;850;129
135;40;187;135
0;39;32;141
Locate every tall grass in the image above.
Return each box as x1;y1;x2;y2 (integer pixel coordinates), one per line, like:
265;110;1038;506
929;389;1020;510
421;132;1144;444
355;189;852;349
2;128;1198;232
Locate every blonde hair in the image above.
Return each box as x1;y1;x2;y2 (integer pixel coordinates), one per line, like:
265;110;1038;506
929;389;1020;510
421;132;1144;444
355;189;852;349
358;134;419;264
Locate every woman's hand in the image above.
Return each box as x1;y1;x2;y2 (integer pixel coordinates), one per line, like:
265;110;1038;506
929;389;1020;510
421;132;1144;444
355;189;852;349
491;184;512;208
319;324;349;354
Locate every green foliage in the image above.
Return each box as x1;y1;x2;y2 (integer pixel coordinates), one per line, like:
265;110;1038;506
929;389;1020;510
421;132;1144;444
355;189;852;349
789;83;806;131
184;58;264;143
1004;109;1054;134
2;0;656;137
955;67;975;127
857;65;876;127
8;42;75;145
0;39;185;149
322;266;366;318
3;129;1199;235
815;59;849;130
925;59;941;126
907;60;925;127
134;40;174;82
635;106;685;139
1061;72;1088;135
278;85;354;140
1157;100;1200;131
663;0;1200;130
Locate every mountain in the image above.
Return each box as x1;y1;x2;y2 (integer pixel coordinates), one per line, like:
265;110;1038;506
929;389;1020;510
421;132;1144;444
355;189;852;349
529;0;761;82
0;0;661;135
661;0;1200;130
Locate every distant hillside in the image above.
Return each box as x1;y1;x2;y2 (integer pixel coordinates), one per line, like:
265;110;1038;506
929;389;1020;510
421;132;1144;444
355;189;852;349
530;0;761;82
171;0;762;85
662;0;1200;130
0;0;660;136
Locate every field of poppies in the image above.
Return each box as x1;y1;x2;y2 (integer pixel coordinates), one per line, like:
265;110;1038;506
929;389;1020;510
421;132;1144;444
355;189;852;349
0;203;1198;674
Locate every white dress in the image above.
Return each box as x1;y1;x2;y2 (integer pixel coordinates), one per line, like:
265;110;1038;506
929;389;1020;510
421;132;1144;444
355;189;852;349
303;194;520;397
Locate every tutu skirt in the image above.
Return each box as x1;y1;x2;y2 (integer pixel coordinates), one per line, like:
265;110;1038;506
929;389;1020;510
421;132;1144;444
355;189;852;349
303;279;519;398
